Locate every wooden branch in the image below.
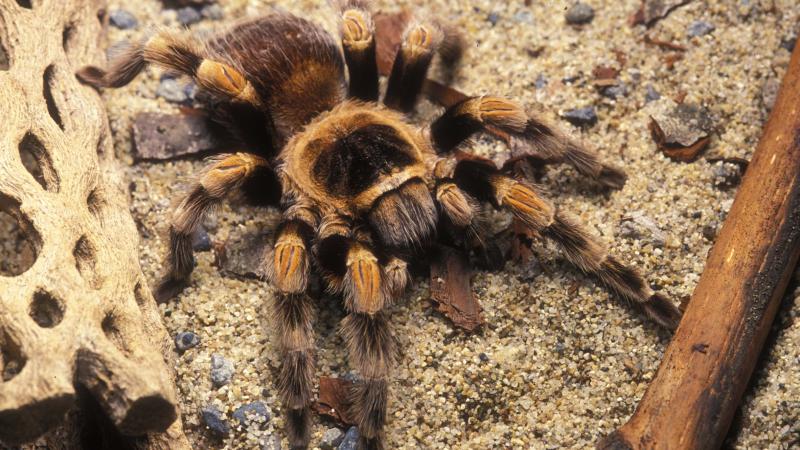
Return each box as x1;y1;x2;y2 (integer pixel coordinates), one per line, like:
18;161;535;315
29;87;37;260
598;41;800;449
0;1;188;447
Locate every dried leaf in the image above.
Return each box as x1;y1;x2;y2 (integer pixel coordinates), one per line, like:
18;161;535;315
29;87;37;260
662;53;685;69
593;66;620;81
649;102;714;162
315;377;356;427
510;219;536;264
429;245;484;332
631;0;693;27
644;34;687;51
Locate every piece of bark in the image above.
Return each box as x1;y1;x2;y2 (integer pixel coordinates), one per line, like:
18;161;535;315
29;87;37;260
213;230;270;280
0;1;188;448
133;111;218;162
315;377;356;427
649;102;714;162
631;0;693;26
429;246;485;332
598;39;800;450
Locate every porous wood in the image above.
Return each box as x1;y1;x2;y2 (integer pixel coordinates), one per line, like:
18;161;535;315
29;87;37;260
0;1;188;448
598;41;800;449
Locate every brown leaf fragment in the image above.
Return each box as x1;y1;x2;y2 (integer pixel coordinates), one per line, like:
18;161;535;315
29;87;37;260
649;102;714;162
706;156;750;174
662;53;684;69
132;111;218;162
644;34;687;51
632;0;693;27
525;45;546;58
429;245;484;332
593;66;620;81
213;229;270;279
315;377;357;427
510;218;536;264
374;10;412;76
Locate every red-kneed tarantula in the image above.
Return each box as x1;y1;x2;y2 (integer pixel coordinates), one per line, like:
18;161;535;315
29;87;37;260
79;2;681;448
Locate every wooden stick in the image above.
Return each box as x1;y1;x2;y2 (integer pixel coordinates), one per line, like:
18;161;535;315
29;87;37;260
598;43;800;449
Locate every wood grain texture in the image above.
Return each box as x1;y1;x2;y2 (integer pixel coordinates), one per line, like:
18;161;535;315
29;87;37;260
0;0;188;447
598;41;800;450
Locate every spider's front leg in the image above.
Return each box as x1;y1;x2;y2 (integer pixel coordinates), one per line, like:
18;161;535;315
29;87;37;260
340;3;379;101
316;216;407;450
157;153;272;301
267;200;318;448
383;21;442;113
430;96;627;189
451;157;682;330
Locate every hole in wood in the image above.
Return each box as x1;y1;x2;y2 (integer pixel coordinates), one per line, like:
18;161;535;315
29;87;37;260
74;235;101;289
43;65;64;130
19;132;59;192
96;8;106;25
0;193;39;276
0;27;9;71
15;0;32;9
29;290;64;328
101;313;131;357
87;187;104;219
0;329;26;382
133;280;147;307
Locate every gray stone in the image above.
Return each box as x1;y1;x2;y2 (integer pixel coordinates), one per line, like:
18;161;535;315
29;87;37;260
320;428;345;449
618;213;666;247
192;227;212;252
487;12;499;26
534;74;548;89
711;162;742;190
156;77;188;103
513;10;533;24
565;2;595;25
338;427;359;450
174;331;200;352
177;7;203;26
201;4;224;20
645;85;661;103
232;401;270;428
210;353;234;388
109;9;137;30
687;20;715;37
201;405;230;437
562;107;597;127
601;83;628;99
132;112;219;161
780;34;797;52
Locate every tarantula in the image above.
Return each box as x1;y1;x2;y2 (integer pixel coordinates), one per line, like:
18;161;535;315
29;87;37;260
79;2;681;449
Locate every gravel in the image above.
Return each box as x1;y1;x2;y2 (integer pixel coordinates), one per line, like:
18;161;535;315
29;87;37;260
320;427;345;449
175;331;201;352
338;427;359;450
565;2;595;25
177;6;203;26
687;20;715;37
562;106;598;127
202;405;231;438
210;353;234;388
232;401;270;428
109;9;138;29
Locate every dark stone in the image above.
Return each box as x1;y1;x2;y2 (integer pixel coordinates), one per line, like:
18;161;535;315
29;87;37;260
192;227;212;252
687;20;715;37
232;401;270;428
201;405;230;437
487;12;499;26
132;112;219;161
338;427;359;450
320;428;345;449
478;352;490;363
780;35;797;52
565;2;595;25
562;107;598;127
210;353;234;388
177;6;203;26
109;9;137;29
702;224;718;241
562;74;580;84
645;84;661;103
711;161;742;190
601;83;629;99
174;331;201;352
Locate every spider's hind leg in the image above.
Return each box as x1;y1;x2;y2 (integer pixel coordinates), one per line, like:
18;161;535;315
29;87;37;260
430;96;627;189
452;157;681;330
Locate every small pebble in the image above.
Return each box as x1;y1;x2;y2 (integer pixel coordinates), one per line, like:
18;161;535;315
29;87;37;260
201;4;224;20
192;227;212;252
711;162;742;190
702;224;718;241
232;401;270;428
156;77;188;104
513;10;533;24
562;107;597;127
177;7;203;26
109;9;137;30
210;353;234;388
565;2;595;25
645;85;661;103
687;20;715;37
601;83;628;99
174;331;200;352
320;427;345;449
534;74;548;89
339;427;359;450
487;12;499;26
780;35;797;52
201;405;230;437
618;213;666;248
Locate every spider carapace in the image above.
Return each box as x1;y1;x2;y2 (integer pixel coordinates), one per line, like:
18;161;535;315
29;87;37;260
78;3;681;449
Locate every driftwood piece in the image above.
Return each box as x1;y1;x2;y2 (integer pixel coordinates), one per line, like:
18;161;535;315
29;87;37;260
0;1;187;448
598;41;800;449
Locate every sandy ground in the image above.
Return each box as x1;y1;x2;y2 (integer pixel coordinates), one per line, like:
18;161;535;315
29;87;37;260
76;0;800;448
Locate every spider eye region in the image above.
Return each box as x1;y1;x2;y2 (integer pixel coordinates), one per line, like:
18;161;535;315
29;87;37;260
311;124;415;197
